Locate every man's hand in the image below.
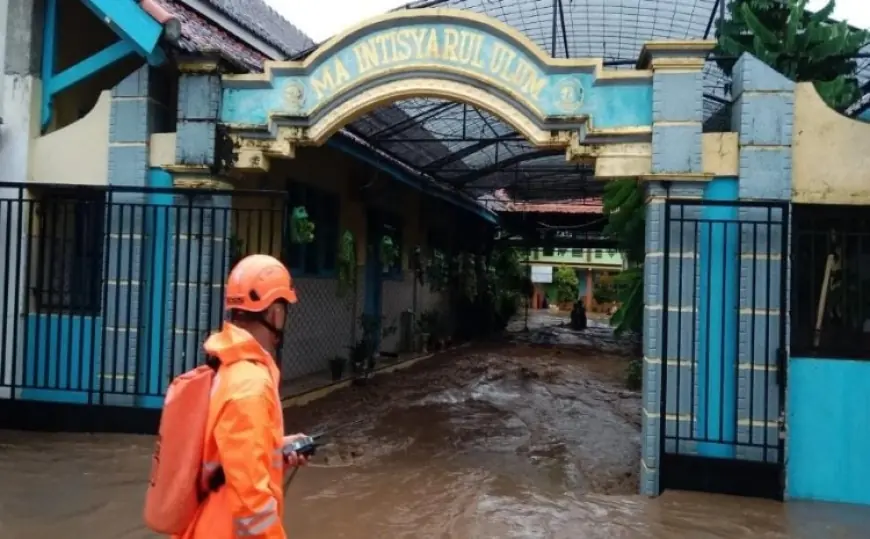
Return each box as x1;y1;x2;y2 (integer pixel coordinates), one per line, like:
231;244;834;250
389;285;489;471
282;433;310;468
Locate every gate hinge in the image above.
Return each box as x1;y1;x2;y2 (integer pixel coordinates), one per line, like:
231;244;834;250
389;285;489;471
775;348;787;388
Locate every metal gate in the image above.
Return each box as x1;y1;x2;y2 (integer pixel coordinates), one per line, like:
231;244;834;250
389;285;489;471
658;198;789;500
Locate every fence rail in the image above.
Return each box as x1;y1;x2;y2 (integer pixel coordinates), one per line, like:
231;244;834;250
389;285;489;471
0;182;447;406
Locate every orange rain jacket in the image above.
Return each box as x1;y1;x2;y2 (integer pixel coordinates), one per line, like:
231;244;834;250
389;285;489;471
174;323;287;539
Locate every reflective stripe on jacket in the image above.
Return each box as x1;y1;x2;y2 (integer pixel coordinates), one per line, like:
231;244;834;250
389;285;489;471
173;322;286;539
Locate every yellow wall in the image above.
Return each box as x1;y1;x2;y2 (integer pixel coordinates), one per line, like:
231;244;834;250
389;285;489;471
31;90;111;185
32;0;158;186
48;0;144;133
792;82;870;204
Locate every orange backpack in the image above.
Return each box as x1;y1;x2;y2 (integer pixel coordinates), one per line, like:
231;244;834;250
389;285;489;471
143;361;219;534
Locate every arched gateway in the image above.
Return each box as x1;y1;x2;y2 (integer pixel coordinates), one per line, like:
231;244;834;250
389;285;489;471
219;9;717;178
215;8;762;501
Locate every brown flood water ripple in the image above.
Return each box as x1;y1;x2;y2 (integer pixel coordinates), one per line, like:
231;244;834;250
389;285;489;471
2;339;869;538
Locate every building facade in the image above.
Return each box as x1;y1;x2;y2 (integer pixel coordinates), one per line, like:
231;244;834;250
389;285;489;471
527;247;625;310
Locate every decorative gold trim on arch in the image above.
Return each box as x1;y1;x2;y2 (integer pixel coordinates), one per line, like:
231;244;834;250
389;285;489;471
228;78;586;173
226;73;655;173
223;8;654;86
306;77;566;147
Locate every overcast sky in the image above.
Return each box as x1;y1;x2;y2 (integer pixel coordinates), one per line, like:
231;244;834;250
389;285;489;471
266;0;868;44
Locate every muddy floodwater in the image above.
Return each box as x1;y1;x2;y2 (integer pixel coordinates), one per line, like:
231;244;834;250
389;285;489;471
2;321;870;538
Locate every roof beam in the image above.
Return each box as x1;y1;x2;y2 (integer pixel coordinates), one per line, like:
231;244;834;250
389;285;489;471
558;0;570;58
422;133;519;170
371;101;459;139
450;149;564;185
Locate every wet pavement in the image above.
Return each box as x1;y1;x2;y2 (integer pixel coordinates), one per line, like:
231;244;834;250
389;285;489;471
2;317;870;538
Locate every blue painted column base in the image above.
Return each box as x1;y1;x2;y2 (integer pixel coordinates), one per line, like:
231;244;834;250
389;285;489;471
696;177;739;458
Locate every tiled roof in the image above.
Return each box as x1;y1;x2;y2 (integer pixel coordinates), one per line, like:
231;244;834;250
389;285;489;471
150;0;314;71
154;0;269;70
488;190;603;214
505;201;604;214
202;0;314;57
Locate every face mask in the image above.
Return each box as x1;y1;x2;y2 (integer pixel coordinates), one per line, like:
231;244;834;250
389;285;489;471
260;305;287;364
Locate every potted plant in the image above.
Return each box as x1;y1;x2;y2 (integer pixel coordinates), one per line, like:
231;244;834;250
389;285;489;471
349;338;373;377
417;310;439;353
329;356;347;381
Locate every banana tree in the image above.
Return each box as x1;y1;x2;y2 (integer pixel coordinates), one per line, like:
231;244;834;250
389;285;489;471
602;178;645;335
716;0;869;110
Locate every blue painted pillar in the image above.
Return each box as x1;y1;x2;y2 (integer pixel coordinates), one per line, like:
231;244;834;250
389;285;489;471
105;65;173;406
730;54;795;463
167;66;231;383
138;168;174;408
696;177;739;457
175;71;221;168
638;41;713;495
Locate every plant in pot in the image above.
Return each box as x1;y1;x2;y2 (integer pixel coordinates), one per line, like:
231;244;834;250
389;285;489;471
329;356;348;381
417;310;439;353
349;337;374;378
350;314;397;383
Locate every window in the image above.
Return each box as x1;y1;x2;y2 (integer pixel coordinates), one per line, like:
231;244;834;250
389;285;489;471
286;182;340;276
792;205;870;358
32;189;105;314
594;249;603;259
571;248;582;257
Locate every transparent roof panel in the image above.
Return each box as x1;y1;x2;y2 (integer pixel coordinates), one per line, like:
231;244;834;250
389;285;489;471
334;0;870;199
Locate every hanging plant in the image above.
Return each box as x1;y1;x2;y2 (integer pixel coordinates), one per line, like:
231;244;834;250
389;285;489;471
459;252;478;300
426;249;449;292
411;245;424;285
337;230;356;298
290;206;315;244
380;235;399;269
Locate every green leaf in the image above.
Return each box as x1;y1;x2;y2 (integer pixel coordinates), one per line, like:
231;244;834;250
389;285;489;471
741;2;780;48
809;0;836;24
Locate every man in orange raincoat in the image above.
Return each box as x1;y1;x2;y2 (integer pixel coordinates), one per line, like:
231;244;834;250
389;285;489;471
176;254;308;539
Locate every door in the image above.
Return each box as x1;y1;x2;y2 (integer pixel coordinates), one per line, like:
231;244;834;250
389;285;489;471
658;197;789;500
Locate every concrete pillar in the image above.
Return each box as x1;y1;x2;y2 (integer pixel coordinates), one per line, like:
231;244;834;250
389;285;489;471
585;269;592;308
731;54;794;462
103;64;170;406
175;70;221;168
638;41;712;495
0;0;42;398
167;64;231;385
165;176;231;383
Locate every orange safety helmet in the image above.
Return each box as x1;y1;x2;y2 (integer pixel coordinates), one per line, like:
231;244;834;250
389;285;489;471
224;254;297;312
